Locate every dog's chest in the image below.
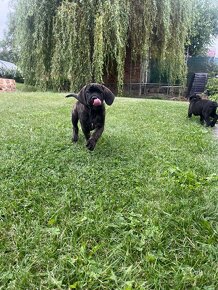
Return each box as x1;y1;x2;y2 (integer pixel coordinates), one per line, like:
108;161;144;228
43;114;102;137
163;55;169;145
88;108;105;130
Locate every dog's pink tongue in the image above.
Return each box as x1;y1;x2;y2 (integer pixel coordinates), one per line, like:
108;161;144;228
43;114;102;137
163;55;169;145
93;98;102;106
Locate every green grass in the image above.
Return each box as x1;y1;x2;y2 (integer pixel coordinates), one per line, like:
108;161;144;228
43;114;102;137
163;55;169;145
15;82;39;92
0;92;217;290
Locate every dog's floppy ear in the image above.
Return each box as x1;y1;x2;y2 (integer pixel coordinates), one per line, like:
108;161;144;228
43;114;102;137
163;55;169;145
66;85;89;106
76;85;89;105
101;85;115;106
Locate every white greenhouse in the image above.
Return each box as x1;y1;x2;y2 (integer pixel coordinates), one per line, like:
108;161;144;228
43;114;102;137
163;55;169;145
0;60;17;77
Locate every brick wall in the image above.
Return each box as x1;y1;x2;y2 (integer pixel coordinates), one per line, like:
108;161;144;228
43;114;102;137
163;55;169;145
0;78;16;92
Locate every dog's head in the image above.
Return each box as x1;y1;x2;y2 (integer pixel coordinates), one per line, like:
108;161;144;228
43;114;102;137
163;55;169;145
189;94;202;103
66;83;115;107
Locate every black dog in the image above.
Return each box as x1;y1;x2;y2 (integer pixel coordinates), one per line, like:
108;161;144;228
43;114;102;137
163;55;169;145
66;83;115;150
188;94;218;127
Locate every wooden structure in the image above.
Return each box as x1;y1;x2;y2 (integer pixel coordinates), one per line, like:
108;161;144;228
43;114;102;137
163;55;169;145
186;73;208;97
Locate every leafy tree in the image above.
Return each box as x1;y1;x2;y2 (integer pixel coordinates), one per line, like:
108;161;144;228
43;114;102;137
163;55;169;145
187;0;218;56
13;0;58;88
0;38;14;62
0;6;18;63
8;0;214;92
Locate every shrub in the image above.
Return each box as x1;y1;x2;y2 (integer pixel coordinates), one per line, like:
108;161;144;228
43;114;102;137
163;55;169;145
209;93;218;101
206;77;218;95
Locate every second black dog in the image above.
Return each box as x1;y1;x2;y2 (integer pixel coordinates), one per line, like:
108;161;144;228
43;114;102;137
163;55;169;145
66;83;115;151
188;94;218;127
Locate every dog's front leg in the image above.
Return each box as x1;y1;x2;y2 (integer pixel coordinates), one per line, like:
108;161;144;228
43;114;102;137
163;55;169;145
188;106;192;118
200;115;204;125
204;115;211;127
86;125;104;151
81;125;91;141
72;109;79;142
211;114;218;127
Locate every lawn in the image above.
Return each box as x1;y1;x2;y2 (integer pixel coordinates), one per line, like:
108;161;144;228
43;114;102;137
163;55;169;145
0;92;217;290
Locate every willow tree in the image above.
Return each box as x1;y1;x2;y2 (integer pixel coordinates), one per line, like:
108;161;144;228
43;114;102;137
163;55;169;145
12;0;194;92
13;0;58;89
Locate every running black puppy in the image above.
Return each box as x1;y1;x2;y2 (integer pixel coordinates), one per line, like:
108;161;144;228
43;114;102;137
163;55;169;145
188;94;218;127
66;83;115;150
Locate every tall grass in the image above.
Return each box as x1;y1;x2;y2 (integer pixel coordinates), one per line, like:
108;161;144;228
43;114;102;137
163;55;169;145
0;92;217;289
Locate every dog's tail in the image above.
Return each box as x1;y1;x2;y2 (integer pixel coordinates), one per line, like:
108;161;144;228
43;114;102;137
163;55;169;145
65;92;87;106
65;93;78;98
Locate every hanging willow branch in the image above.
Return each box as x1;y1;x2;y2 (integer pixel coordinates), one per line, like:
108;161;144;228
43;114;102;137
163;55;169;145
13;0;194;92
93;14;104;83
105;0;130;93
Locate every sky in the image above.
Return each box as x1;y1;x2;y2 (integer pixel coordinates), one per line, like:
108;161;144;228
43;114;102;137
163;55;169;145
0;0;10;40
209;37;218;57
0;0;218;56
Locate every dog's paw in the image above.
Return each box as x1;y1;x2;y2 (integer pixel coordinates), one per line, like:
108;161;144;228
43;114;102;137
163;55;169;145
72;135;78;142
86;138;96;151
